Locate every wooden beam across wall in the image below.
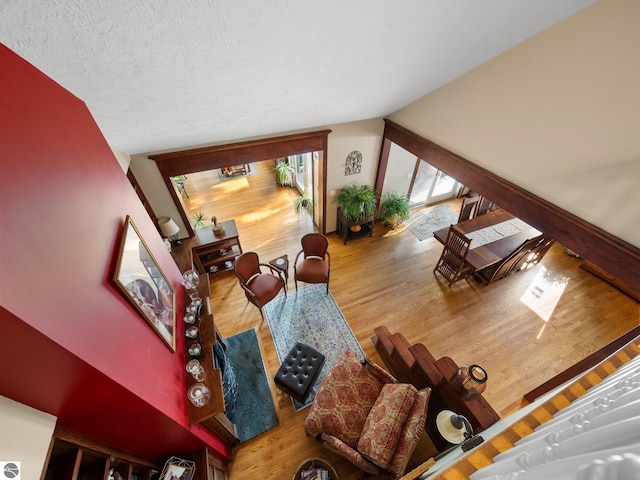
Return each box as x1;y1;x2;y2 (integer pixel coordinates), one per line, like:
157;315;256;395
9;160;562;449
378;119;640;293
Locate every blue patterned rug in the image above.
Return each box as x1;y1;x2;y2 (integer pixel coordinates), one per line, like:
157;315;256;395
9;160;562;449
404;204;457;241
264;284;364;411
225;328;279;442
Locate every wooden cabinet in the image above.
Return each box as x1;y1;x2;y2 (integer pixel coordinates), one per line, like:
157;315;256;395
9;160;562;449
42;427;160;480
173;220;243;276
336;208;375;245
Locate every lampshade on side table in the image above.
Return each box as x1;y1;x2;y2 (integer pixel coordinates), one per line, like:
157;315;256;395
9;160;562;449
158;216;182;246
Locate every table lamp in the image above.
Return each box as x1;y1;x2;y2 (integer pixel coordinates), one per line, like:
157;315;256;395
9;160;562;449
158;217;182;246
436;410;484;453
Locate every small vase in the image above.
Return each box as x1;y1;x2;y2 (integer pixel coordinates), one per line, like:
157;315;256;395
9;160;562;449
350;225;362;233
451;364;487;399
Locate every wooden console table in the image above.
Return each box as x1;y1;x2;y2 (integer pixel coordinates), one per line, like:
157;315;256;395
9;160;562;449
336;208;374;245
172;219;243;275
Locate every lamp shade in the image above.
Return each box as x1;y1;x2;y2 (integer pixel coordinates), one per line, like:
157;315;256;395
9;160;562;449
436;410;468;444
158;217;180;237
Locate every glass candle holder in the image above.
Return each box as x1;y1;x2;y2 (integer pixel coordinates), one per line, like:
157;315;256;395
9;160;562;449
187;383;211;407
188;342;203;358
186;359;207;382
185;325;199;339
451;364;488;399
183;312;197;325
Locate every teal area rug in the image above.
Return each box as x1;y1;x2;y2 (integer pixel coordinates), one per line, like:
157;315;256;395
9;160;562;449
216;163;258;182
224;328;279;442
404;204;457;241
264;284;365;411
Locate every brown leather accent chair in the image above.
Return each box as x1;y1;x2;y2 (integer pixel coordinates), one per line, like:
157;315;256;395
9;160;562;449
293;233;331;293
234;251;286;319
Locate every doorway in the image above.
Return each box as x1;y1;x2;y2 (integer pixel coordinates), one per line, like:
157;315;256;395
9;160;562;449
409;159;460;207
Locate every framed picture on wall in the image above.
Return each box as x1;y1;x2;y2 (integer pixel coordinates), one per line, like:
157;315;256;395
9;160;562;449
113;215;176;351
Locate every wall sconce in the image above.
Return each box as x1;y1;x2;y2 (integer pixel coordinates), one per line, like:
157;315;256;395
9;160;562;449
158;216;182;246
436;410;484;453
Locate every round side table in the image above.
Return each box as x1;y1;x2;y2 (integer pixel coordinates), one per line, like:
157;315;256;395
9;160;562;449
292;457;339;480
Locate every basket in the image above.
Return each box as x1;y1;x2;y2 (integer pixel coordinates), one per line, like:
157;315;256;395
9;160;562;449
292;457;339;480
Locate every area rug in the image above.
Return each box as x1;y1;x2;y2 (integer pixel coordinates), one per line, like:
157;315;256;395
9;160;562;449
264;284;365;411
403;204;457;241
224;328;279;442
216;163;258;182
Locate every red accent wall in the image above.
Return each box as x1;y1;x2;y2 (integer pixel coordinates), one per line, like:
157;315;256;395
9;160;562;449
0;45;230;461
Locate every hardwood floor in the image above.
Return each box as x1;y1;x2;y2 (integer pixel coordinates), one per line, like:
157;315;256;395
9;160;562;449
182;161;639;479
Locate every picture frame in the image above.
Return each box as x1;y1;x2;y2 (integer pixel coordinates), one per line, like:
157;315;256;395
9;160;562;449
159;456;195;480
113;215;176;351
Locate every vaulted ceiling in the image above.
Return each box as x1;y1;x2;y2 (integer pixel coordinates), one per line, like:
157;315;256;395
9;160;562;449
1;0;593;155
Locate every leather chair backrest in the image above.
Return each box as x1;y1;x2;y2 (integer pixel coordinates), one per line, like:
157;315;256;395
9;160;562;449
301;233;329;258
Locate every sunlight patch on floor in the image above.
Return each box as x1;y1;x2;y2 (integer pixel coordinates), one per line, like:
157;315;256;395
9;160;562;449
520;266;571;337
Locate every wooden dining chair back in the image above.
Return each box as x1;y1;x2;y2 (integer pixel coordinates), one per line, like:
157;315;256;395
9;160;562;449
458;196;480;222
433;226;474;286
234;251;286;320
475;196;495;217
294;233;331;293
512;236;555;273
479;236;542;285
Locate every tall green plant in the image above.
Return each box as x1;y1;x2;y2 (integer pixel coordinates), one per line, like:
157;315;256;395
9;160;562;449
335;183;376;221
275;160;294;186
294;190;314;217
379;192;410;228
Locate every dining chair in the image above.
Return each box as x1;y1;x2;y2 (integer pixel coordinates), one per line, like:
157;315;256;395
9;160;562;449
293;233;331;293
475;196;494;217
478;236;543;285
234;251;286;320
433;226;474;286
458;195;480;222
512;236;555;273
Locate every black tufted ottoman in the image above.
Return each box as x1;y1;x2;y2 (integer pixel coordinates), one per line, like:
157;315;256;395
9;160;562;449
274;341;325;403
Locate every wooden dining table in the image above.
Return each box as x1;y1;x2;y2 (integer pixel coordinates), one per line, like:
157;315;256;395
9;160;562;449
433;209;542;271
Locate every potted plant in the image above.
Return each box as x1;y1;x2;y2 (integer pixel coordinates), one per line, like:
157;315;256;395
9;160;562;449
335;183;376;232
378;192;410;229
294;190;314;217
191;211;206;228
275;160;294;187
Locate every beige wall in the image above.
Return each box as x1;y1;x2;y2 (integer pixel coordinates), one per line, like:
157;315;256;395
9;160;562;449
0;396;56;480
325;118;384;231
389;0;640;248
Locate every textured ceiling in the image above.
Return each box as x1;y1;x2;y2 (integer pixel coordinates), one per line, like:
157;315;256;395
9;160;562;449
1;0;593;155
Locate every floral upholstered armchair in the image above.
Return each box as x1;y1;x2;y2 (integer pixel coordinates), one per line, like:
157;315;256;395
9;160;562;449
304;350;431;478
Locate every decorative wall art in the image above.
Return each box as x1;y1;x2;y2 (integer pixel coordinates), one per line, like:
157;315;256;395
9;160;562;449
345;150;362;175
113;215;176;351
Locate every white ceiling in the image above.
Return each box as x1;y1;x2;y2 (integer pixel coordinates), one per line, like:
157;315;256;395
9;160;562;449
1;0;593;155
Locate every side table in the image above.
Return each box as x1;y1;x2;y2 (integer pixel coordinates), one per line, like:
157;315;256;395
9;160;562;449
269;254;289;283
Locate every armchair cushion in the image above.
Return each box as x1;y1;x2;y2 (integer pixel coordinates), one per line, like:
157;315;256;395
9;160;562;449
389;387;430;476
357;383;417;469
246;273;284;306
304;350;384;448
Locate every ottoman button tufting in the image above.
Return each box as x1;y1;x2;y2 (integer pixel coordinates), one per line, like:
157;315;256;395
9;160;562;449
274;341;325;403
